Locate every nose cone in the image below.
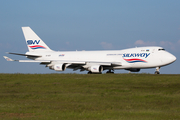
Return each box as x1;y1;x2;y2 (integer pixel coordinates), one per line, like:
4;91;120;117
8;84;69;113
165;53;176;64
171;54;176;62
156;51;176;66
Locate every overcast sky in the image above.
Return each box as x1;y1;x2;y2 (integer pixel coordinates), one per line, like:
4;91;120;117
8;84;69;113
1;0;180;74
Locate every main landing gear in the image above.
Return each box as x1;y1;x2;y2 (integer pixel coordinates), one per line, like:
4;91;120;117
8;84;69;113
106;69;114;74
87;71;102;74
88;71;92;74
155;67;160;74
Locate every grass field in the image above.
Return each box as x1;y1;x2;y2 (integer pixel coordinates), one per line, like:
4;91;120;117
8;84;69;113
0;73;180;120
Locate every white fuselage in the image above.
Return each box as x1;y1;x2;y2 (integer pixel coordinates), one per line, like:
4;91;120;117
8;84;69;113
26;46;176;70
4;27;176;74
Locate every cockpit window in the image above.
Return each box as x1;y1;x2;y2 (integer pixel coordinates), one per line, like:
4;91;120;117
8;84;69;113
158;49;165;51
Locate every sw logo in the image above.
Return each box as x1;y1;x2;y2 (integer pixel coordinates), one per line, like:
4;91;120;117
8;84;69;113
27;40;40;45
27;40;46;49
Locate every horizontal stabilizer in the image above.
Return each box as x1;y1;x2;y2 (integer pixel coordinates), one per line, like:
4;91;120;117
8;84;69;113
7;52;41;57
18;60;51;63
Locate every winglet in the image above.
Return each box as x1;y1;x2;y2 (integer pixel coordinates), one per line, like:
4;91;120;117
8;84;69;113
3;56;15;61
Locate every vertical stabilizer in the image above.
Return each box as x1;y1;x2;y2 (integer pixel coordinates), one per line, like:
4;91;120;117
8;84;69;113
22;27;52;52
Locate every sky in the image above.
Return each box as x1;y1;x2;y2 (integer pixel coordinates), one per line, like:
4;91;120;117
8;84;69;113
0;0;180;74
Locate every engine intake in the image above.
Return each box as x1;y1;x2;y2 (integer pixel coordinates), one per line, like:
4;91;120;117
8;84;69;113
88;65;103;73
49;64;66;71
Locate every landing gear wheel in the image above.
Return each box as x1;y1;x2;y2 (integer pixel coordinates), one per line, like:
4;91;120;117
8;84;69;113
88;71;92;74
106;69;114;74
154;67;160;74
87;71;102;74
155;71;160;74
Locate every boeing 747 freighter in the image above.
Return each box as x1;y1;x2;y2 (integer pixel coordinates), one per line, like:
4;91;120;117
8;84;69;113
4;27;176;74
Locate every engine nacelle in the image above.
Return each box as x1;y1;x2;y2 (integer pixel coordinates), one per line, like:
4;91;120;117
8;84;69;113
126;68;140;72
88;65;103;73
49;64;66;71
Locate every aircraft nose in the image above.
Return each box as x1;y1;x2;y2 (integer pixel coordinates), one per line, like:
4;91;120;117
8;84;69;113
171;54;176;62
167;54;176;63
160;52;176;65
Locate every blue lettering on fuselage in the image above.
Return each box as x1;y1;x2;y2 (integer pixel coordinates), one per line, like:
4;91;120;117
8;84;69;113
123;53;150;58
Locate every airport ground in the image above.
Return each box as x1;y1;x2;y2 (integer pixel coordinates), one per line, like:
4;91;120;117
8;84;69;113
0;73;180;120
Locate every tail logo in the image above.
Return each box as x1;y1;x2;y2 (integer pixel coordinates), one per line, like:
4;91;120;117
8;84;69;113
29;45;46;49
27;40;40;45
27;40;46;49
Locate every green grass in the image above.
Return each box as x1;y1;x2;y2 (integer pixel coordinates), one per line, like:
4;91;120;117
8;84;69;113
0;73;180;120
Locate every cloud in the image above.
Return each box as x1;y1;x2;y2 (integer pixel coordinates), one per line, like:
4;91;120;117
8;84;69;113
134;40;157;46
134;40;180;51
177;40;180;44
100;42;113;49
66;42;70;45
159;41;179;51
159;41;173;46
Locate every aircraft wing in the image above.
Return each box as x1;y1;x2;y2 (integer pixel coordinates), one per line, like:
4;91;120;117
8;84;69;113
3;56;86;65
3;56;121;72
3;56;51;64
4;56;121;65
43;61;121;67
66;61;121;72
3;56;15;61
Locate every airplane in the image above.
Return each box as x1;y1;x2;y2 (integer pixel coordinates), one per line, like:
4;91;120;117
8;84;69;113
4;27;176;74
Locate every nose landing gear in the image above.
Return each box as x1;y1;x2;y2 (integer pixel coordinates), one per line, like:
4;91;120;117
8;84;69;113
155;67;160;74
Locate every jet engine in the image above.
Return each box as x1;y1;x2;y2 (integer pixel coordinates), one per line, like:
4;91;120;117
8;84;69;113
88;65;103;73
125;68;140;72
49;64;66;71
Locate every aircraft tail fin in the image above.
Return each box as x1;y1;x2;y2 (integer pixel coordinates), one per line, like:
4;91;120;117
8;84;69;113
22;27;53;52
